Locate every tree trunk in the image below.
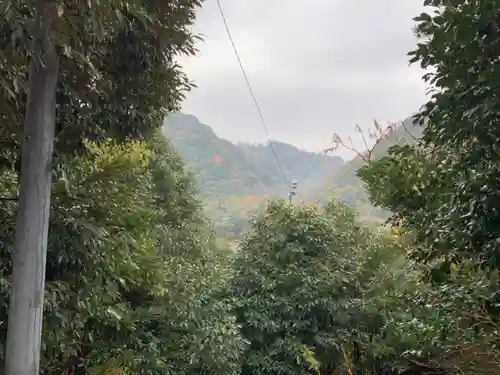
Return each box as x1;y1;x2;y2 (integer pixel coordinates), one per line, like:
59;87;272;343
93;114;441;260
4;5;59;375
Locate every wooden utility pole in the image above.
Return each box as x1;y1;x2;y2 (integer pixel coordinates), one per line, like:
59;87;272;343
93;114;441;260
4;5;59;375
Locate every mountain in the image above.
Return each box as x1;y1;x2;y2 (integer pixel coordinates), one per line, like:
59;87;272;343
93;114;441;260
162;113;344;240
162;113;344;198
162;113;423;239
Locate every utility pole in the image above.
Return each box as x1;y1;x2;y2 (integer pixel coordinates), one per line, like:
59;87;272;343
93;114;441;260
5;4;59;375
288;179;298;203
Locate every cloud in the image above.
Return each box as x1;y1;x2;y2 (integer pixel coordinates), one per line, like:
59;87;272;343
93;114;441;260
177;0;428;159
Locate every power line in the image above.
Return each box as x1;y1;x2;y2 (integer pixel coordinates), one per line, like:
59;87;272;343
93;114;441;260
215;0;290;188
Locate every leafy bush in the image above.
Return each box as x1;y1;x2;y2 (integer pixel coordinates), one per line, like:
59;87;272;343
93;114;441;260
0;137;245;375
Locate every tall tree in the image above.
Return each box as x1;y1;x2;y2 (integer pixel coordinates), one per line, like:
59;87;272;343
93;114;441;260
230;200;370;375
352;1;500;372
0;136;244;374
0;1;202;374
359;0;500;273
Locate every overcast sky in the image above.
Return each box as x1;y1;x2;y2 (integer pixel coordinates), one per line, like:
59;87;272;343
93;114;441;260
177;0;428;159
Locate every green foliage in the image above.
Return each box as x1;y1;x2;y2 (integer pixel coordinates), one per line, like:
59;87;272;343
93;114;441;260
228;197;500;375
0;137;244;374
230;199;381;375
360;0;500;271
351;2;500;374
0;0;201;165
410;0;500;271
355;246;500;375
313;117;423;222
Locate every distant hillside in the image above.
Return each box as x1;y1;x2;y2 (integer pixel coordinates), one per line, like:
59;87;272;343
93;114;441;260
162;113;344;198
162;113;345;240
162;113;423;239
237;141;345;187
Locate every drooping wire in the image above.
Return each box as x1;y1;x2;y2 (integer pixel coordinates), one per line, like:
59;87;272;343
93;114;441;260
215;0;291;188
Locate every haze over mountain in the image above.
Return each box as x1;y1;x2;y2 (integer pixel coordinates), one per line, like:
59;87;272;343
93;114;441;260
162;112;422;240
163;113;344;198
178;0;427;158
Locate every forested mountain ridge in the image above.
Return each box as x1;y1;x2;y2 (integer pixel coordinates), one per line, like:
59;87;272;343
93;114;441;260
162;113;345;198
162;112;423;239
162;112;345;240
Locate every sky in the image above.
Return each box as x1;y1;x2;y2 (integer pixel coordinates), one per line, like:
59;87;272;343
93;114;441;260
177;0;428;159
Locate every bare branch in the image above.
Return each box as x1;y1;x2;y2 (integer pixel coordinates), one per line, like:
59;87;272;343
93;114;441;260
324;119;396;163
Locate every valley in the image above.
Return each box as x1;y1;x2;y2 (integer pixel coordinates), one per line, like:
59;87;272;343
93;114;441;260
162;113;422;240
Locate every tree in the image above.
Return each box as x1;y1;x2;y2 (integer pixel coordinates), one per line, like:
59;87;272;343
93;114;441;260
358;0;500;272
0;135;245;374
2;139;166;373
348;1;500;372
134;135;246;375
0;1;203;374
230;199;377;375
